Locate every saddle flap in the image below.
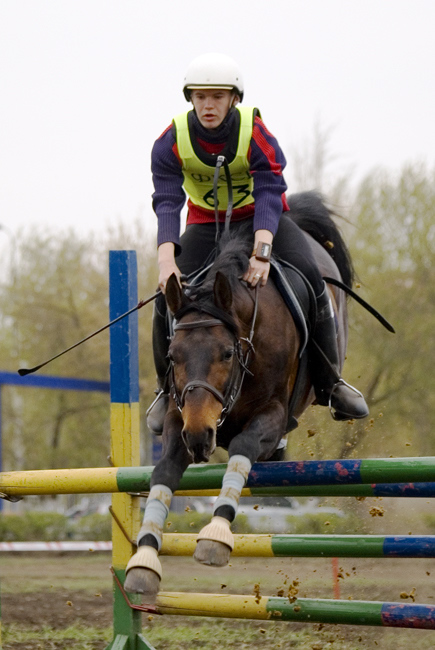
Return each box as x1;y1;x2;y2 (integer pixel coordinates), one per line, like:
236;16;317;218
269;257;315;356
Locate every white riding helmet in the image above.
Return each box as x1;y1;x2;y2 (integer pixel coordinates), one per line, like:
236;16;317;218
183;53;244;102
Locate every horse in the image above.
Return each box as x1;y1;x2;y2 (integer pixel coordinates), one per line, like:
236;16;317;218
124;191;353;601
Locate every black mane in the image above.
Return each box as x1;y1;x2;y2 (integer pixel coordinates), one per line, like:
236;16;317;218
192;225;253;300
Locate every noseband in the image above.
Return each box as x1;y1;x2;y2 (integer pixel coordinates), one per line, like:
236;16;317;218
169;291;258;428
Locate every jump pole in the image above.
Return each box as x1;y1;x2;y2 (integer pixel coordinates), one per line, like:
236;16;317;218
2;534;435;558
153;592;435;628
2;458;435;498
106;250;152;650
159;533;435;558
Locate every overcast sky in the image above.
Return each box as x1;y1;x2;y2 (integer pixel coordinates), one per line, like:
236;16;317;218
1;0;434;244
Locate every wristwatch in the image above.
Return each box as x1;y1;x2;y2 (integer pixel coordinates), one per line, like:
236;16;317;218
252;241;272;262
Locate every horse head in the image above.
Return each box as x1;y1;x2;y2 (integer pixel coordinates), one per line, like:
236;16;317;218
165;272;240;463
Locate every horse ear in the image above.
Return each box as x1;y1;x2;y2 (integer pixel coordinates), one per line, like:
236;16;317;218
214;271;233;312
165;274;185;314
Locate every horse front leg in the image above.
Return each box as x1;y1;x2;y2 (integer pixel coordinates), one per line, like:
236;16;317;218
124;410;190;601
194;400;286;567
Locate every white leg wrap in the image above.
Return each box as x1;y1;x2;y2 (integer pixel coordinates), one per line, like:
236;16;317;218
213;454;252;514
137;484;172;551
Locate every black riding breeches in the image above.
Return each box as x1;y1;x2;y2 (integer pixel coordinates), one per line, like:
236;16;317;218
152;214;324;383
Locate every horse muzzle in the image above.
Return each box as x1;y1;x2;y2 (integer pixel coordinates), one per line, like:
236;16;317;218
178;382;222;462
181;426;216;463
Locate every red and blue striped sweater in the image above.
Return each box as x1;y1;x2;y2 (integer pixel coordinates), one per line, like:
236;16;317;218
151;107;289;250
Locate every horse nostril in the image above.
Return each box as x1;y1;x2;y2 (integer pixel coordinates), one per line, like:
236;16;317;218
181;427;214;447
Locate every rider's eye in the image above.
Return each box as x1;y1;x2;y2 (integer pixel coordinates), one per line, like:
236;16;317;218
223;349;234;362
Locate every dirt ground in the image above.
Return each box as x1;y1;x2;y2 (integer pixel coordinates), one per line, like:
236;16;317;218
2;552;435;649
2;589;113;630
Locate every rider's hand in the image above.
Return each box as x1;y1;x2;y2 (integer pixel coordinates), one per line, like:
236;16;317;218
243;257;270;287
157;242;182;294
158;260;182;294
244;229;273;287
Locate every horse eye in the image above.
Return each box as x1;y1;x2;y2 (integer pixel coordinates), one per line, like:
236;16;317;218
223;349;234;361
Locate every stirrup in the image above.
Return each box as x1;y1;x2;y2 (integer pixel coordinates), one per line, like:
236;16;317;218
146;390;169;435
329;379;368;421
146;389;166;417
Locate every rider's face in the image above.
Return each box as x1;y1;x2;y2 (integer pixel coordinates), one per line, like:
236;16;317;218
190;89;238;129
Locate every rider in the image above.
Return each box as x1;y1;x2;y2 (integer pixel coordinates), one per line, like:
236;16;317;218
147;52;368;432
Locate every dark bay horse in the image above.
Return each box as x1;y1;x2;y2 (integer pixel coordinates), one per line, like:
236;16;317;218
125;192;353;600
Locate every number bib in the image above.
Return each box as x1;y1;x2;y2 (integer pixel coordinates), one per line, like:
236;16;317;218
172;106;257;212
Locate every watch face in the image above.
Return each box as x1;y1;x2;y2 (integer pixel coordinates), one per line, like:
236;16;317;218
262;244;271;257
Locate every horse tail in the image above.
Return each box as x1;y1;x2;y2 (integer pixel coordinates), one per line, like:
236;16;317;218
286;191;355;288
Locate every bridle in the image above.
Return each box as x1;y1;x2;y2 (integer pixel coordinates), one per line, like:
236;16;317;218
169;287;259;428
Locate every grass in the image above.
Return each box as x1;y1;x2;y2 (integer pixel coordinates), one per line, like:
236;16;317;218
4;618;435;650
2;623;112;649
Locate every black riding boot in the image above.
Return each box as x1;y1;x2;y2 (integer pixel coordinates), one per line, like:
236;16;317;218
310;285;369;421
146;295;170;435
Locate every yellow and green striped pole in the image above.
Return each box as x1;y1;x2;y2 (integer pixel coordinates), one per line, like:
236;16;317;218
160;533;435;558
154;591;435;628
105;251;154;650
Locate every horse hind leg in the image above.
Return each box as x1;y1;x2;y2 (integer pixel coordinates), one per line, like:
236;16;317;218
194;455;251;567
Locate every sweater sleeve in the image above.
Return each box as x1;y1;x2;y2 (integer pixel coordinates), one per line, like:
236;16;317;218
151;125;186;250
249;116;288;236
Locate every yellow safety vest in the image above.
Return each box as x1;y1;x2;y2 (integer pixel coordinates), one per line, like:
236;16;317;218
172;106;257;211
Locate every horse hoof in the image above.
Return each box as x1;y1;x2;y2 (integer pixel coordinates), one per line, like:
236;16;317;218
124;567;161;602
124;546;162;600
193;516;234;566
194;539;232;567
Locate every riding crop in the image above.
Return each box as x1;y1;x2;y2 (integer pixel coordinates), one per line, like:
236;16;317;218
17;290;161;376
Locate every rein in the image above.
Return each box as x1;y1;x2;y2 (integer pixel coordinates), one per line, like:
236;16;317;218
213;155;233;244
169;285;259;427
